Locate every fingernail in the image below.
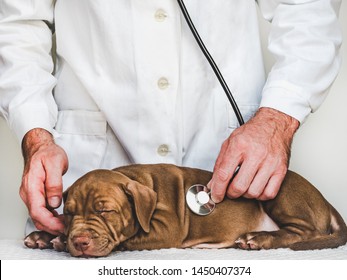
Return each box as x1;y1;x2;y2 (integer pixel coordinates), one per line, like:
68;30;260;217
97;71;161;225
212;188;225;203
211;191;219;204
207;181;216;201
49;196;61;208
211;195;220;204
208;182;220;203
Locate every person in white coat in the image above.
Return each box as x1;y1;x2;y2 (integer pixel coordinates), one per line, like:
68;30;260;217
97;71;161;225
0;0;342;236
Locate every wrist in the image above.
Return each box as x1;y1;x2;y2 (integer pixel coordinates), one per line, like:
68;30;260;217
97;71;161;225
255;107;299;137
22;128;55;161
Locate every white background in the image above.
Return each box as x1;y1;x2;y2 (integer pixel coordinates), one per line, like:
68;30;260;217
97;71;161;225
1;3;347;239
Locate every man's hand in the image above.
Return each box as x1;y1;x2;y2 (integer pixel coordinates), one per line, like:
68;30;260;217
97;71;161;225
209;107;299;203
19;128;68;235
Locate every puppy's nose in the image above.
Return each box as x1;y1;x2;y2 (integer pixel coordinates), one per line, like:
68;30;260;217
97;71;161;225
72;235;91;252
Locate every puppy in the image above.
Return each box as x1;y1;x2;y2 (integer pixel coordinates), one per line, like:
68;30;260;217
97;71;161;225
25;164;347;257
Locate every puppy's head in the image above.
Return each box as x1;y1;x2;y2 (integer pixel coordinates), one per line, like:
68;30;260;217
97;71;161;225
63;169;157;257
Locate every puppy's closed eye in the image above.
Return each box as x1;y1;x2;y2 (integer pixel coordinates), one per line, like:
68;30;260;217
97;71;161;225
95;209;116;213
95;209;119;220
94;200;120;214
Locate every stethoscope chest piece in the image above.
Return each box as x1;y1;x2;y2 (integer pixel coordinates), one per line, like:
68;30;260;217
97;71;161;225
186;184;215;216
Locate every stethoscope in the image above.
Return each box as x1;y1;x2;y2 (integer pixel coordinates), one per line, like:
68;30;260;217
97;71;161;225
177;0;244;215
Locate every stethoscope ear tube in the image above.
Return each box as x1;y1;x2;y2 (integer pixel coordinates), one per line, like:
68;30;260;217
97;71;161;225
177;0;245;127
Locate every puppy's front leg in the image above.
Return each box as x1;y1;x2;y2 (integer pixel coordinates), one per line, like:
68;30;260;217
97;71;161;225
120;217;183;251
50;234;67;251
24;231;56;249
24;231;66;251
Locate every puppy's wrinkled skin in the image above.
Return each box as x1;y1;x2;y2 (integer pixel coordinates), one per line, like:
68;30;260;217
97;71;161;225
24;164;347;257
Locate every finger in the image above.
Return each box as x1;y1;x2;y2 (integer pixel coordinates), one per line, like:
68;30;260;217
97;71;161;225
23;168;46;208
242;164;273;199
208;141;228;199
44;158;65;209
227;161;258;199
57;214;65;224
33;218;65;236
25;171;64;234
210;160;241;203
258;172;286;201
49;210;65;229
31;206;65;235
209;130;246;202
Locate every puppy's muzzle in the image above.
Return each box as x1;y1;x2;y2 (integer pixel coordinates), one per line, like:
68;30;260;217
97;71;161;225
71;233;92;252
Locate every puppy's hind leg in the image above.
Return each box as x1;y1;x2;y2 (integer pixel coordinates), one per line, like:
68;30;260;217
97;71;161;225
235;228;308;250
234;170;344;250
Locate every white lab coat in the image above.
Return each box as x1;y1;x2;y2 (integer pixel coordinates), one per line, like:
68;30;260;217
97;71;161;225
0;0;342;190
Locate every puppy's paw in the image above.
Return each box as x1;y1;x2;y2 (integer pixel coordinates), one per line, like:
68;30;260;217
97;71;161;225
235;231;274;250
51;235;67;252
24;231;55;249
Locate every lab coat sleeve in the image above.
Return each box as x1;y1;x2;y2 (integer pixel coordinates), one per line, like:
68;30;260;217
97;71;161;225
257;0;342;123
0;0;58;142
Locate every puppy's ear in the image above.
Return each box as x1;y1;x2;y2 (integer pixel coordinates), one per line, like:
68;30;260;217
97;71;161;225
122;181;157;233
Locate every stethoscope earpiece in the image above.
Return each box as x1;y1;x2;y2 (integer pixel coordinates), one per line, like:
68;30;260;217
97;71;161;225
186;184;215;216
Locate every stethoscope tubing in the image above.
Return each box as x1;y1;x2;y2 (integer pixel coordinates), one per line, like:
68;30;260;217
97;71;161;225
177;0;245;215
177;0;245;127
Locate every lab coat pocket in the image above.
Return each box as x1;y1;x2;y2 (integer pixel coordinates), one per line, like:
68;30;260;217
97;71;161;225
227;105;258;129
54;110;107;186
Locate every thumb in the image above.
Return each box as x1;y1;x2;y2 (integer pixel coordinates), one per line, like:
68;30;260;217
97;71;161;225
46;170;63;209
208;165;240;203
208;169;229;203
44;150;69;209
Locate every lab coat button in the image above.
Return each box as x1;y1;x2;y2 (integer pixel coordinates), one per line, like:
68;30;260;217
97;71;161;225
157;144;170;156
158;77;169;90
154;9;167;22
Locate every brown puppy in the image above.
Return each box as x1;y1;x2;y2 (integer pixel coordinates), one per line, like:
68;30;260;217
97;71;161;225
25;164;347;257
